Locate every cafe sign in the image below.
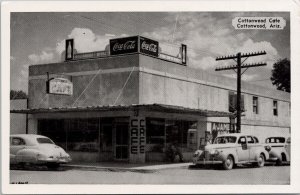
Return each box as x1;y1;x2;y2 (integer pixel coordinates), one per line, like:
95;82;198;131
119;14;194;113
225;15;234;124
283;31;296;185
48;78;73;95
110;36;159;57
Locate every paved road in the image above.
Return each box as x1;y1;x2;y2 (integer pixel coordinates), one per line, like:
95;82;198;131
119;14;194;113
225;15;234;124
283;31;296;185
10;164;289;184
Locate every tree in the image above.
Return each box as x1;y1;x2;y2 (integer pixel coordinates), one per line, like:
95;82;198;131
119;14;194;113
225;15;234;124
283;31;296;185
271;58;290;93
10;90;28;99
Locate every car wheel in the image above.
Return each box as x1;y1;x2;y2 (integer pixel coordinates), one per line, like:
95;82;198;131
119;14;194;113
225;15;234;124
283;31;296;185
256;154;265;167
276;157;283;166
223;155;234;170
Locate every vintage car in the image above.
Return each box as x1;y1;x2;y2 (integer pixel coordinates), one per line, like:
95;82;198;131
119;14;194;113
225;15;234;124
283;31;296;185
193;133;270;170
10;134;71;168
265;136;290;165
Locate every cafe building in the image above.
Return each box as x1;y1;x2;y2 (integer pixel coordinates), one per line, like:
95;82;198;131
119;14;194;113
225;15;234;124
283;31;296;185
11;36;291;163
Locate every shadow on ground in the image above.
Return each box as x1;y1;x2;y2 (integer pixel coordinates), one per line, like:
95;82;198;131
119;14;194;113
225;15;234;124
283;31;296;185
10;164;72;172
188;162;290;170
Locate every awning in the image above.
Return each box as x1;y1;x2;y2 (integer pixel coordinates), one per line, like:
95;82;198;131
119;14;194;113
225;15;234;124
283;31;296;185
10;103;233;117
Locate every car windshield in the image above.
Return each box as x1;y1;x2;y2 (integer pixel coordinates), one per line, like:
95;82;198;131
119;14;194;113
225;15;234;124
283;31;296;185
37;138;54;144
213;136;237;144
266;137;285;143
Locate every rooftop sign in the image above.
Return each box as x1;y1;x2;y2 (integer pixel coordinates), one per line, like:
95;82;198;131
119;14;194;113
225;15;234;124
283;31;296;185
110;36;139;56
110;36;159;57
139;36;159;57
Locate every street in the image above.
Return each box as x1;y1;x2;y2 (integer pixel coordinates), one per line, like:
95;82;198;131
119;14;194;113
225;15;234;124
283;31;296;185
10;164;290;184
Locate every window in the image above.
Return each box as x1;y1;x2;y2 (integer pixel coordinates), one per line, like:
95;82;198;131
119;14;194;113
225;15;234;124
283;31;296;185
214;136;237;144
146;118;165;144
266;137;285;143
37;138;54;144
253;96;258;114
38;118;100;152
11;137;25;146
238;136;246;144
273;100;278;116
246;136;255;144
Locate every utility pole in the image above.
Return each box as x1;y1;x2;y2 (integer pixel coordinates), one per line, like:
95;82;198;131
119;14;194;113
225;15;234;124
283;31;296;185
215;51;267;133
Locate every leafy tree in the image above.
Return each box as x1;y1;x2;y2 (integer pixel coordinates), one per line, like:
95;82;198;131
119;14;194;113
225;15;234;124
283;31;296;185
10;90;28;99
271;58;290;93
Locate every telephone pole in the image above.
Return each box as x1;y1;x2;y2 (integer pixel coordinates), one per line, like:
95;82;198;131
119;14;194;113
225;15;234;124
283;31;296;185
215;51;267;133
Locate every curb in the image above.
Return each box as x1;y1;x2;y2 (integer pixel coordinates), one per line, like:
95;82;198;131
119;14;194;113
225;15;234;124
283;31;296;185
62;162;192;173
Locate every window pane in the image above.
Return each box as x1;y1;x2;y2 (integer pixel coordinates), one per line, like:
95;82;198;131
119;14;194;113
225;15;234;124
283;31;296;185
37;138;54;144
67;118;100;152
146;118;165;144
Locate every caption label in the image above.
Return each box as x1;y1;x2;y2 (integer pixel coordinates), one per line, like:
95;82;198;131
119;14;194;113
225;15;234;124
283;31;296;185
232;17;286;30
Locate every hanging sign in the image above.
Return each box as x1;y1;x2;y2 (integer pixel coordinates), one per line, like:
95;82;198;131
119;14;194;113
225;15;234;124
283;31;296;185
139;36;159;57
110;36;139;55
48;78;73;95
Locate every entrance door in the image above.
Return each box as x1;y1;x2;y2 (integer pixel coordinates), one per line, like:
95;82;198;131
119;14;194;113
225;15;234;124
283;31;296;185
115;123;129;160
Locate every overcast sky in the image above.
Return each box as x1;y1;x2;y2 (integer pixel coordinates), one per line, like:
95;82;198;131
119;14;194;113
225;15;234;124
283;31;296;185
10;12;290;92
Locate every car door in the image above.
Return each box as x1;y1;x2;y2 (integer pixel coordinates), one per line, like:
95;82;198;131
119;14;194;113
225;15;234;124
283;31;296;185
10;137;26;163
236;136;249;162
286;137;291;159
247;136;257;161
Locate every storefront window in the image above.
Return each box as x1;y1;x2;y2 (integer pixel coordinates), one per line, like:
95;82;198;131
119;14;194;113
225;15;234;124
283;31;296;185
38;118;100;152
38;119;66;149
146;118;165;144
145;118;197;152
66;118;100;152
166;120;197;151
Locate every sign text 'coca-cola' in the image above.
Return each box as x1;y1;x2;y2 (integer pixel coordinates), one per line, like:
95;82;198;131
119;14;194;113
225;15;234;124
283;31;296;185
110;36;139;55
139;36;159;57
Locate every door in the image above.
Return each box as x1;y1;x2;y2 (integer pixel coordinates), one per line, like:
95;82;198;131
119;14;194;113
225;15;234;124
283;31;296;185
236;136;249;162
286;137;291;159
247;136;257;161
115;123;129;160
10;137;26;163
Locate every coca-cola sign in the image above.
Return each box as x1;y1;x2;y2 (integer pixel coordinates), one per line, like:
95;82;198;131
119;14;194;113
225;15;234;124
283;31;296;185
110;36;139;55
139;36;159;57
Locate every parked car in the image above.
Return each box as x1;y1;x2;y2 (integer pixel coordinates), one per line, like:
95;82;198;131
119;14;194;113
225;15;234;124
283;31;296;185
265;136;290;165
10;134;71;168
193;133;269;170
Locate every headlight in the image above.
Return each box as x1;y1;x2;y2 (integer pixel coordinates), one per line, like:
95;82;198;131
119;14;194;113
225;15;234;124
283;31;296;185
265;146;271;152
209;150;220;156
193;151;200;157
214;150;219;156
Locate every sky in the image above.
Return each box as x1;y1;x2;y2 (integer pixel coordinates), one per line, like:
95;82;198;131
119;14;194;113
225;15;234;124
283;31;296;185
10;12;290;92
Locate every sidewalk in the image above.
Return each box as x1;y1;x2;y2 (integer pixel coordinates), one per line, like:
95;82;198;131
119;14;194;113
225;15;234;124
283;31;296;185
62;162;192;173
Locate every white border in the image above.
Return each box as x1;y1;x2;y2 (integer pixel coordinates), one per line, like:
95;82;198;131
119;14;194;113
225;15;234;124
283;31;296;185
2;0;300;194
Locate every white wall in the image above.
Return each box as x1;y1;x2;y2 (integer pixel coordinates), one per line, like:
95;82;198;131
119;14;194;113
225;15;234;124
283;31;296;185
10;99;27;134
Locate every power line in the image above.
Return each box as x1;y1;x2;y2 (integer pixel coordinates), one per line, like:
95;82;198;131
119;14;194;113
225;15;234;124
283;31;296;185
215;51;267;133
62;13;220;57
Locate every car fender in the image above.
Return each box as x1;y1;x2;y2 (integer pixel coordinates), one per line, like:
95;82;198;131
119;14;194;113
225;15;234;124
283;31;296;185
254;149;269;161
218;150;238;163
16;148;40;163
269;149;281;159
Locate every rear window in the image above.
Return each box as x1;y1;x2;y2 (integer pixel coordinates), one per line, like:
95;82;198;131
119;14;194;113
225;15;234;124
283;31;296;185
266;137;285;143
37;138;54;144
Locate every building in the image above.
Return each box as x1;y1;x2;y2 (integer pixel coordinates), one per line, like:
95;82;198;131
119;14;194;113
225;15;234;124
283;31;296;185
11;36;290;163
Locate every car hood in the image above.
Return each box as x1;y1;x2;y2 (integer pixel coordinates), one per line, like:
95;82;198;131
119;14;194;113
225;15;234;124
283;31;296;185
37;144;69;156
204;143;236;150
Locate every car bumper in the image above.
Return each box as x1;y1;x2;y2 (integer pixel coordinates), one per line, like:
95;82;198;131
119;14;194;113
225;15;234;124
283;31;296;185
193;158;223;165
37;157;72;164
267;157;279;161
